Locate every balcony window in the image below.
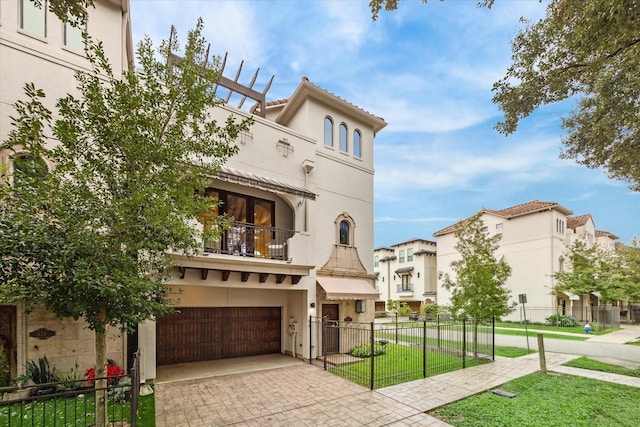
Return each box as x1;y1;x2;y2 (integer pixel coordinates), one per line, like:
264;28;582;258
201;188;293;259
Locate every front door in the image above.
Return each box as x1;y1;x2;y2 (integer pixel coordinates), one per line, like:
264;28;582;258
322;304;339;354
0;305;17;379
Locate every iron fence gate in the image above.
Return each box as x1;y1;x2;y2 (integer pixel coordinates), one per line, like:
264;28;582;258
309;316;495;389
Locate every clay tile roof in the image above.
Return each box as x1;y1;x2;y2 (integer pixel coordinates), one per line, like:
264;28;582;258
265;98;289;107
595;229;619;240
433;200;573;237
488;200;563;218
567;214;592;229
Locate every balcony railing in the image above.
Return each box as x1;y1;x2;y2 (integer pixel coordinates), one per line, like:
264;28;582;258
397;283;414;293
204;220;295;261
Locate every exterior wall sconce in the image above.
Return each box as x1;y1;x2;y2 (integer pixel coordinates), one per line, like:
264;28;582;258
355;300;365;313
277;138;294;157
310;302;316;308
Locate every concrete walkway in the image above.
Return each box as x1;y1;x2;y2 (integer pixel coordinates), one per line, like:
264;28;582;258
155;326;640;426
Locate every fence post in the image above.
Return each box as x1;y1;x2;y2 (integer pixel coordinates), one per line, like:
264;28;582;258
322;317;327;371
395;311;398;344
130;349;140;427
462;318;466;369
423;319;427;378
309;315;312;364
437;314;441;348
370;321;375;390
492;316;495;360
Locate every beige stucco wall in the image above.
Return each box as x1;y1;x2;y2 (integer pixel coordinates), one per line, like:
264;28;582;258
23;307;124;375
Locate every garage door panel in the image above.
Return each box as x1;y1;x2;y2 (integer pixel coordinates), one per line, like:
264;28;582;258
157;307;281;365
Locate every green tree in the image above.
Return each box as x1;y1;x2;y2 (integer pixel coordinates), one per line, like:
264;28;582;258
30;0;94;26
371;0;640;190
440;213;514;357
606;237;640;321
0;20;250;427
553;239;609;298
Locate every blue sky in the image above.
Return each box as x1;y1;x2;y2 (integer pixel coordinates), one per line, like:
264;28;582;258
129;0;640;248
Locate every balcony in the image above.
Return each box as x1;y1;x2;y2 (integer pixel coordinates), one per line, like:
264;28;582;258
396;283;414;295
204;220;295;261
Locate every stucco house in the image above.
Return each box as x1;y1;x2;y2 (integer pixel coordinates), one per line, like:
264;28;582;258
373;239;437;313
433;200;619;322
0;0;385;383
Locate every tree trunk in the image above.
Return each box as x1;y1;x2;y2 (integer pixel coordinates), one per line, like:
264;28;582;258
95;312;108;427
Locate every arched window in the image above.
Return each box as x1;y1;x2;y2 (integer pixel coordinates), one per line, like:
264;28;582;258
339;220;350;245
336;213;355;246
353;129;362;158
324;117;334;147
339;123;348;152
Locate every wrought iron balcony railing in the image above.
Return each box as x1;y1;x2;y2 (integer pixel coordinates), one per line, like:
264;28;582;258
204;220;295;261
396;283;414;293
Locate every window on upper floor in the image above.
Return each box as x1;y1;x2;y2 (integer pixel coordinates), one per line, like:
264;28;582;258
401;274;412;291
324;117;334;148
556;218;565;234
336;213;355;246
65;20;85;51
407;248;413;262
481;226;489;233
353;129;362;158
399;249;405;263
496;223;503;230
339;220;350;245
374;255;379;267
559;257;564;272
339;123;348;153
21;0;47;38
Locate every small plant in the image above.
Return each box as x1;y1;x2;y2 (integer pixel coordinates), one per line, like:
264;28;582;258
422;304;440;320
85;360;125;386
546;314;578;327
57;361;83;390
398;302;410;316
25;356;57;385
349;343;387;358
111;376;131;402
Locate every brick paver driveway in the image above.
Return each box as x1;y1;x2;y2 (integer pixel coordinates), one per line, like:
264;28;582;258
155;364;447;426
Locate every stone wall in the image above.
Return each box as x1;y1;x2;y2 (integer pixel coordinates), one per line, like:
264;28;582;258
25;307;125;375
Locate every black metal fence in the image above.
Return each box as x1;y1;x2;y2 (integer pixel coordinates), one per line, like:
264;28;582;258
309;316;494;389
510;306;620;330
0;351;141;427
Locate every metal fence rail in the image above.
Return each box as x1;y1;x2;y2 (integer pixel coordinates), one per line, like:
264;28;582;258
509;306;620;330
0;351;141;427
309;316;494;390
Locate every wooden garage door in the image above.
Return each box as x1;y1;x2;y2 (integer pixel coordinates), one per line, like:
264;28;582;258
156;307;281;365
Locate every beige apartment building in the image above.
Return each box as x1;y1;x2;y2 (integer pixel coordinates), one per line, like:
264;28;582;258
373;239;438;313
434;200;619;322
0;0;385;383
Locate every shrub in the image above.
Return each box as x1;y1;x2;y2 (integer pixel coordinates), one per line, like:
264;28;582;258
398;302;410;316
85;360;125;386
546;314;578;327
350;343;387;358
422;304;440;320
25;356;57;384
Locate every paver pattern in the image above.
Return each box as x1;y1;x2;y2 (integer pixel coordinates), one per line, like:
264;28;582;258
156;326;640;426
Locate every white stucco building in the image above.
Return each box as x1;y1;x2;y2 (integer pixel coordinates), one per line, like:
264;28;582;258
0;0;385;383
433;200;619;322
373;239;438;313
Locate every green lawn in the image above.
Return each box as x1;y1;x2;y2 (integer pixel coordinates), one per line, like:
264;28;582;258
495;321;617;336
563;356;640;377
330;343;487;388
0;390;155;426
429;372;640;426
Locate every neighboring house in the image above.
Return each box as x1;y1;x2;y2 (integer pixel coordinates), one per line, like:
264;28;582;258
373;239;438;313
1;2;386;383
0;0;133;383
433;200;619;322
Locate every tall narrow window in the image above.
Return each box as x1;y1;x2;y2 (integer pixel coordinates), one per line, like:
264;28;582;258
339;220;350;245
21;0;47;37
407;248;413;262
339;123;348;152
324;117;334;147
399;249;405;263
374;255;379;267
353;129;362;158
65;21;85;51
